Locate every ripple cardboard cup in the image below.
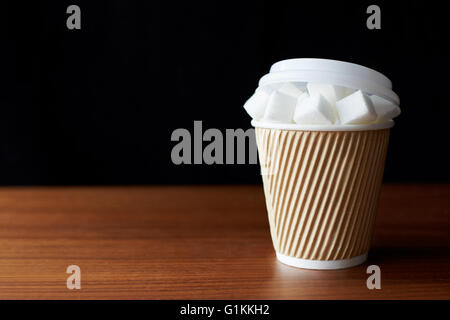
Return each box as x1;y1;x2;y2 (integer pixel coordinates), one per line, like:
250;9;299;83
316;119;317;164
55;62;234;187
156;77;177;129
252;59;400;270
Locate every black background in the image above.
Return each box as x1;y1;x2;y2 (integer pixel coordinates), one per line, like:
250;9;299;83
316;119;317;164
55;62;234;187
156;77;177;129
1;0;449;185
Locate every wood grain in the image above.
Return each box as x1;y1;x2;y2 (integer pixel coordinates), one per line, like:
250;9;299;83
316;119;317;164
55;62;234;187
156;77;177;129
0;184;449;299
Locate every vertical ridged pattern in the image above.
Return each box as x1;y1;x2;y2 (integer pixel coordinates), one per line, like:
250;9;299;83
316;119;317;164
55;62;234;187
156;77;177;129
255;128;390;260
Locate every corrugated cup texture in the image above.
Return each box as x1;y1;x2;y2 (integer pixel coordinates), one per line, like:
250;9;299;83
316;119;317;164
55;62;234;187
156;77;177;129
255;127;390;261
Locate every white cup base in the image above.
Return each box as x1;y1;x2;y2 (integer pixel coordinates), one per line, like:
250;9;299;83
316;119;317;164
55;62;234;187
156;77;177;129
276;252;368;270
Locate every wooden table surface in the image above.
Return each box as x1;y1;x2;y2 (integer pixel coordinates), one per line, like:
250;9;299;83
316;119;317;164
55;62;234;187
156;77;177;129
0;184;449;299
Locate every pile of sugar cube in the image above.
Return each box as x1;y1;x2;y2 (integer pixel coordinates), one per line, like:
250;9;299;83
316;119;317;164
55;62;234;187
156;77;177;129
244;82;400;125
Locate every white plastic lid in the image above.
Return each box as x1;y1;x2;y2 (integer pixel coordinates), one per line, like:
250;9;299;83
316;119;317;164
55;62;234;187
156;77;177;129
259;58;399;105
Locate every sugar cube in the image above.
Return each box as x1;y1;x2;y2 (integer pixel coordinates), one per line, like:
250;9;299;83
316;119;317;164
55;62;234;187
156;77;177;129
293;93;336;125
335;90;377;124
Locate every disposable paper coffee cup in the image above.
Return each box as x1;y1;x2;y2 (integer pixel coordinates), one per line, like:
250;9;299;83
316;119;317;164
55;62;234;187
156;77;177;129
251;59;399;269
254;121;392;269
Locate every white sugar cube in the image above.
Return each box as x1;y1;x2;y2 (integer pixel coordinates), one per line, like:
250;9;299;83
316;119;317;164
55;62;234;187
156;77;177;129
277;82;304;97
260;83;304;123
336;90;377;124
243;86;272;120
345;87;357;96
297;91;309;104
260;83;283;92
307;83;350;106
293;93;336;125
263;91;297;123
370;95;401;123
255;84;280;95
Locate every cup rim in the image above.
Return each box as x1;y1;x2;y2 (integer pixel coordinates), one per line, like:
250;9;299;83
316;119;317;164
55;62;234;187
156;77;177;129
251;120;394;131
